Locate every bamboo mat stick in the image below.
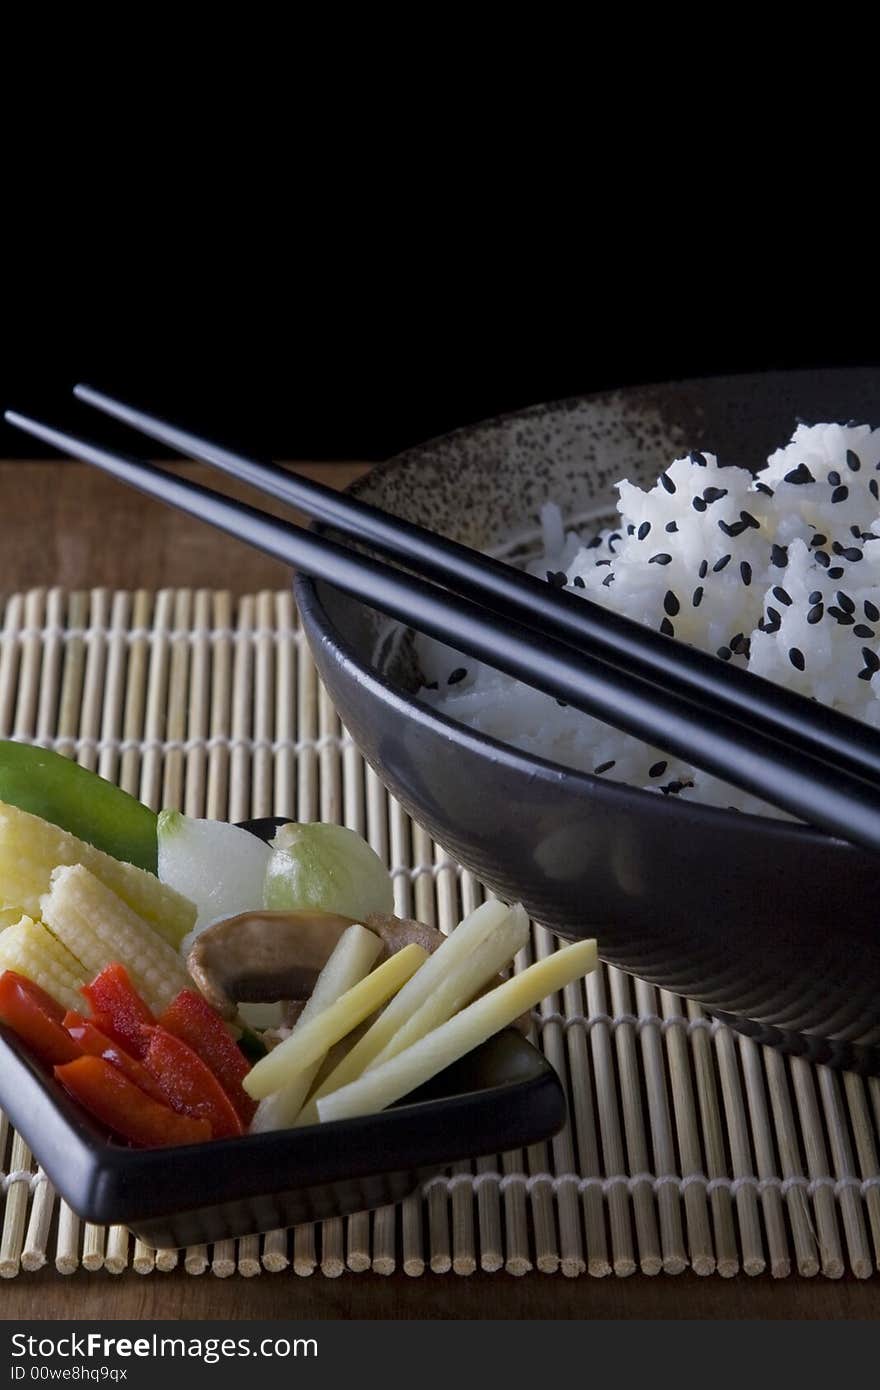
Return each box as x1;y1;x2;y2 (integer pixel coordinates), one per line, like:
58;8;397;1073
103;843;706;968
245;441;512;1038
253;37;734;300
15;589;45;740
341;713;372;1274
293;1224;317;1277
0;592;24;736
184;1245;209;1276
252;592;275;818
119;591;152;797
844;1072;880;1268
817;1066;872;1278
81;1223;106;1273
139;590;174;813
633;977;686;1274
788;1057;844;1278
516;928;559;1275
585;967;636;1276
55;1201;81;1275
129;1241;155;1275
161;589;192;810
737;1034;791;1278
97;590;132;787
607;967;662;1274
262;1230;290;1273
21;1172;54;1272
386;793;419;1277
710;1020;764;1275
0;1133;33;1277
77;589;110;774
211;1244;236;1278
659;992;717;1276
533;926;585;1278
205;592;233;821
273;591;297;819
36;589;65;743
183;591;212;817
681;997;739;1276
154;1247;178;1273
562;971;610;1277
238;1234;262;1277
763;1047;820;1276
320;1220;345;1278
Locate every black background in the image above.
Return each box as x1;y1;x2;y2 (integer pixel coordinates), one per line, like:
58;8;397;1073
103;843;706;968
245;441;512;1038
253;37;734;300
2;232;876;462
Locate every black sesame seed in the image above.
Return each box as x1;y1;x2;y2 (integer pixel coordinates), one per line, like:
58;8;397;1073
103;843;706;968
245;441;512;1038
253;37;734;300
648;553;672;565
729;632;745;653
862;532;878;542
649;760;668;778
854;625;876;639
740;561;752;586
846;449;861;472
587;535;603;549
859;667;875;681
772;586;792;606
811;533;828;548
713;554;732;572
827;607;855;626
719;519;748;538
784;463;814;485
827;470;841;487
703;487;727;503
660;617;675;636
832;542;845;556
815;550;831;568
594;760;616;775
831;485;849;504
692;496;708;513
692;586;704;608
546;570;568;588
755;482;774;496
572;575;585;589
602;573;615;587
836;591;855;614
698;559;708;579
809;590;823;605
608;533;621;553
871;479;879;501
765;607;782;633
627;524;635;535
807;603;824;624
740;510;760;529
842;547;864;562
865;600;880;622
665;521;679;533
788;648;805;671
851;525;863;539
660;471;676;494
689;452;707;468
425;681;439;690
595;559;612;567
827;567;845;579
555;699;568;707
862;648;880;673
637;521;651;540
717;646;732;661
771;544;789;568
663;590;680;617
448;668;467;685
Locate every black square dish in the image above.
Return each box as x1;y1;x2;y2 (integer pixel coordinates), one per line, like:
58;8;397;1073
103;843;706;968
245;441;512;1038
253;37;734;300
0;1022;564;1249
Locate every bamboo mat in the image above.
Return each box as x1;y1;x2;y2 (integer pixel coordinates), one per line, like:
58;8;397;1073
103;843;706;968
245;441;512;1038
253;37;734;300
1;587;880;1281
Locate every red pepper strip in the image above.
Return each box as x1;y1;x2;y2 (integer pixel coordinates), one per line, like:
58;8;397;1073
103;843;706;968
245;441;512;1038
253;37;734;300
63;1011;169;1106
158;990;256;1125
0;971;82;1066
81;962;154;1059
142;1027;244;1139
54;1056;211;1148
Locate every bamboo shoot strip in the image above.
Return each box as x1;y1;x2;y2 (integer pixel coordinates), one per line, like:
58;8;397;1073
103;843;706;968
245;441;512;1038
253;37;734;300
296;898;512;1108
317;939;598;1124
243;944;427;1100
296;905;529;1126
250;925;382;1132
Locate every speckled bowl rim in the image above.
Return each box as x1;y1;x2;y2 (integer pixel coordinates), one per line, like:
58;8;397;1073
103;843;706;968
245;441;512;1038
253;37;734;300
295;377;843;853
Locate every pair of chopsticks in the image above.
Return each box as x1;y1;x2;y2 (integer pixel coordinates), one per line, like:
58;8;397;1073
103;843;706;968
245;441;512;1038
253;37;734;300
7;387;880;855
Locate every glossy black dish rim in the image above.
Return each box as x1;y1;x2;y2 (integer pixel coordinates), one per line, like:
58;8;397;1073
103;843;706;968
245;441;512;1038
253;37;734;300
295;371;855;861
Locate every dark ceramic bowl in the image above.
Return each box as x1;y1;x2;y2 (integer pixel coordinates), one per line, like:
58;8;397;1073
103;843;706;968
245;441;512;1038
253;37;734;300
0;820;564;1248
296;367;880;1074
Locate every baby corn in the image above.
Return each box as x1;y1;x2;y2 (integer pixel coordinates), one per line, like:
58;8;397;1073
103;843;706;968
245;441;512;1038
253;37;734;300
0;915;86;1011
41;865;190;1014
0;801;195;948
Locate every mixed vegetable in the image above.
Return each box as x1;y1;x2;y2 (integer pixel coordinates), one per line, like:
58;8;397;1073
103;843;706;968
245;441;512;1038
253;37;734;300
0;740;597;1147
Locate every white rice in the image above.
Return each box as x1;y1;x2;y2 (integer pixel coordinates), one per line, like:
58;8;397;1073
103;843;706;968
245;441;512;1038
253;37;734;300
415;423;880;816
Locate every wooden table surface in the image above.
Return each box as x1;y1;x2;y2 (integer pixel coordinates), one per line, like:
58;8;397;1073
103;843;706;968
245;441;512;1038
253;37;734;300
0;458;877;1320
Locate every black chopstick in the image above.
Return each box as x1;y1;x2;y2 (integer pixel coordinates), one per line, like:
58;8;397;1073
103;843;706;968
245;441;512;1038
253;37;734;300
7;406;880;855
71;383;880;791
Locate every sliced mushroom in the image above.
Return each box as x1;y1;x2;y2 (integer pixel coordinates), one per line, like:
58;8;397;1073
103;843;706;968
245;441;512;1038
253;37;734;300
187;910;358;1021
364;912;446;959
